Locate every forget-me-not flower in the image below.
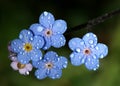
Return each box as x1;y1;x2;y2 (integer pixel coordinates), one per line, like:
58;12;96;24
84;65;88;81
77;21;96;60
11;60;33;75
68;32;108;70
32;51;68;79
10;29;45;64
29;11;67;50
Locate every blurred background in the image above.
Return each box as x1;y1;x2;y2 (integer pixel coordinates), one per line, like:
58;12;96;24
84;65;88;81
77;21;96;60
0;0;120;86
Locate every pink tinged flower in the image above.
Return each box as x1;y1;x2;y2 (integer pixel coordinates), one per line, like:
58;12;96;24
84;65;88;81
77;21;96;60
10;61;33;75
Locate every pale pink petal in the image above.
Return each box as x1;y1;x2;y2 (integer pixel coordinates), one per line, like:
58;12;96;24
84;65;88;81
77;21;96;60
10;61;18;70
26;63;33;71
19;68;27;75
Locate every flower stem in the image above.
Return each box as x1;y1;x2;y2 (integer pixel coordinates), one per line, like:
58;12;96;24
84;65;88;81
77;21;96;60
65;8;120;35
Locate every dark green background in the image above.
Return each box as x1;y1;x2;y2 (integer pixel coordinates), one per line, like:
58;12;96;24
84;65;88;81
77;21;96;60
0;0;120;86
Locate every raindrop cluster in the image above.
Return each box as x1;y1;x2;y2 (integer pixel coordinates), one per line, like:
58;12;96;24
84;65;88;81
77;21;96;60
8;11;108;80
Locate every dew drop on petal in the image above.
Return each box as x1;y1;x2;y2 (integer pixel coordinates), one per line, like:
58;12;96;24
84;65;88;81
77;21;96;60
93;68;96;71
43;11;48;16
88;58;91;61
37;76;40;79
97;64;99;67
75;48;81;53
30;37;33;41
89;40;94;44
25;71;29;75
37;26;43;32
86;34;90;37
19;34;23;39
27;31;30;35
56;74;60;78
100;54;104;58
63;64;67;68
70;53;74;58
95;46;99;50
81;58;85;63
93;55;96;59
80;42;84;45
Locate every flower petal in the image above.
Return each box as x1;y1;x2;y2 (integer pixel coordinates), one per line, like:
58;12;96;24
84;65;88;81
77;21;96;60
32;60;45;69
68;38;85;52
85;55;99;70
39;11;55;28
19;29;33;43
26;63;33;71
44;51;58;62
51;35;66;48
70;52;85;66
42;37;51;50
17;53;30;64
35;69;47;80
32;36;45;49
19;68;27;75
94;43;108;59
54;56;68;69
11;39;23;53
52;20;67;34
83;32;97;47
29;23;45;36
48;68;62;79
30;49;42;62
10;61;18;70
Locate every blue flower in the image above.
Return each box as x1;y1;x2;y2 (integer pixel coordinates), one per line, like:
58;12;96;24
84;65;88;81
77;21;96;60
29;11;67;50
68;32;108;70
32;51;68;80
10;29;45;64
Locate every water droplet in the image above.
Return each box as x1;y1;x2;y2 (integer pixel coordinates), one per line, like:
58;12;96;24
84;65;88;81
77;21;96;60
96;46;99;50
70;54;74;58
86;33;90;37
65;61;67;64
30;37;33;41
44;47;48;50
56;74;60;78
97;64;99;67
48;16;51;19
81;58;85;63
93;34;96;38
93;55;96;59
52;76;55;79
37;26;43;32
78;56;81;59
37;76;40;79
63;64;67;68
18;47;21;49
88;58;91;61
89;40;93;44
91;62;94;64
80;42;84;45
93;68;96;71
25;71;29;75
44;11;48;16
28;31;30;35
19;34;23;39
75;48;80;53
14;48;16;51
100;54;104;58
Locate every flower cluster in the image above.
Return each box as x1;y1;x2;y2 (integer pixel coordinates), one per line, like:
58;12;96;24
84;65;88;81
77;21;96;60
8;11;108;80
68;32;108;70
8;11;68;79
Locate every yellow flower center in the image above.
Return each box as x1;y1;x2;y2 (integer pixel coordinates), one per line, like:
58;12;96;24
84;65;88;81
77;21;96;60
24;43;32;52
44;29;52;37
83;48;91;55
17;62;26;69
45;62;53;69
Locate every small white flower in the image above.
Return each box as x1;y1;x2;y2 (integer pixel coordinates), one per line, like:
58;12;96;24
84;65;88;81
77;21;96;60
10;61;33;75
